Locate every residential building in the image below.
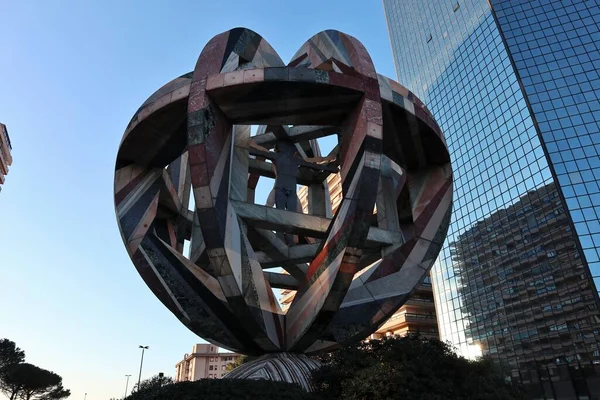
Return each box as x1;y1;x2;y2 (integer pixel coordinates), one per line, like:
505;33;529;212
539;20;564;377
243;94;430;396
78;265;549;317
370;275;438;339
0;123;12;191
292;172;439;339
384;0;600;398
174;344;241;382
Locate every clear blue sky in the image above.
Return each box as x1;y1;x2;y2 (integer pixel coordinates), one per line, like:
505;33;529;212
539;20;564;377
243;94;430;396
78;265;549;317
0;1;395;398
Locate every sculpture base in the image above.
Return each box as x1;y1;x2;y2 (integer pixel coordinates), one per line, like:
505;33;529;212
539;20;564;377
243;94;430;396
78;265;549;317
223;352;321;392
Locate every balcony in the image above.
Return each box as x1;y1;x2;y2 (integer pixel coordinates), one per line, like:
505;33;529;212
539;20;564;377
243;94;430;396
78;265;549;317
379;312;437;331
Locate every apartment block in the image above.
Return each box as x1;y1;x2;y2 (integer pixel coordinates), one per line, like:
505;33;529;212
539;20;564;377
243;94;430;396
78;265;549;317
174;344;241;382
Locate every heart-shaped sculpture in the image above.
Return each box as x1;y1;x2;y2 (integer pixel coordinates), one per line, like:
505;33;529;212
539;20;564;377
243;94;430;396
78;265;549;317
114;28;452;357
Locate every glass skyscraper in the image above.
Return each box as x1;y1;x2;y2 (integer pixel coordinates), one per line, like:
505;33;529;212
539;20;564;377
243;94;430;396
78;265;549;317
384;1;600;398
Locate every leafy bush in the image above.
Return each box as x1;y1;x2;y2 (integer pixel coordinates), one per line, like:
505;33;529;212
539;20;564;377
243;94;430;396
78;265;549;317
130;374;173;395
124;378;316;400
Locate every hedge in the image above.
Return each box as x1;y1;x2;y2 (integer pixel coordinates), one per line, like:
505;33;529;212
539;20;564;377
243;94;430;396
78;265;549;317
125;378;317;400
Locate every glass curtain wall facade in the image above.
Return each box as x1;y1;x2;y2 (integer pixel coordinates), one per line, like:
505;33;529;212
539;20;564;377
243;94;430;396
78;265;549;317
384;1;600;398
491;0;600;299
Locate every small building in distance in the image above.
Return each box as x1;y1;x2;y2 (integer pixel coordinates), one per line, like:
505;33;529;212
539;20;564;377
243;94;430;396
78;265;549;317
368;275;438;340
0;123;13;192
174;344;241;382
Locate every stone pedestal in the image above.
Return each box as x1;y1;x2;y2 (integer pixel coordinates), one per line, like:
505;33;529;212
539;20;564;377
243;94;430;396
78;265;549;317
223;352;321;392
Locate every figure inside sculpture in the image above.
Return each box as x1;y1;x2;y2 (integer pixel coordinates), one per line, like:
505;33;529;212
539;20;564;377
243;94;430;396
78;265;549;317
249;138;336;244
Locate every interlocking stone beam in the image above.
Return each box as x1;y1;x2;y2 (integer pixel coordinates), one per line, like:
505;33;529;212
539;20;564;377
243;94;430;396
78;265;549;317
265;271;300;290
206;79;363;125
248;158;317;186
253;228;308;282
231;200;404;245
255;243;320;268
253;125;338;148
249;149;338;173
256;244;381;270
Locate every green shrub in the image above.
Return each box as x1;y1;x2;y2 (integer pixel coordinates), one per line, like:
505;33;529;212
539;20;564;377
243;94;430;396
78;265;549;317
124;378;317;400
312;336;523;400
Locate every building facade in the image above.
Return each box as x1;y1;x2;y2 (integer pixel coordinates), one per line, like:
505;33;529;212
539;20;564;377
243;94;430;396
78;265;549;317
0;123;12;191
369;275;438;339
295;172;439;339
384;0;600;398
174;344;241;382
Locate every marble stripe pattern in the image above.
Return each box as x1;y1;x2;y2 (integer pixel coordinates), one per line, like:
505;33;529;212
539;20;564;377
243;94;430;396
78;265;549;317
223;353;321;391
114;28;452;356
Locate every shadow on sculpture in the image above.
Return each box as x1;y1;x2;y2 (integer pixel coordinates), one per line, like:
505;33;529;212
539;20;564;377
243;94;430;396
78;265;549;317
114;28;453;391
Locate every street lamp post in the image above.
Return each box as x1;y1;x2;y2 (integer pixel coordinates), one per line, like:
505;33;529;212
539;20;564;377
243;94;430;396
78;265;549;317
137;346;149;389
123;374;131;399
83;393;87;400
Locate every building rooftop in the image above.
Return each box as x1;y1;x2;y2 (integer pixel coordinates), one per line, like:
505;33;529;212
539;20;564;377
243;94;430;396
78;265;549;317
1;124;11;150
